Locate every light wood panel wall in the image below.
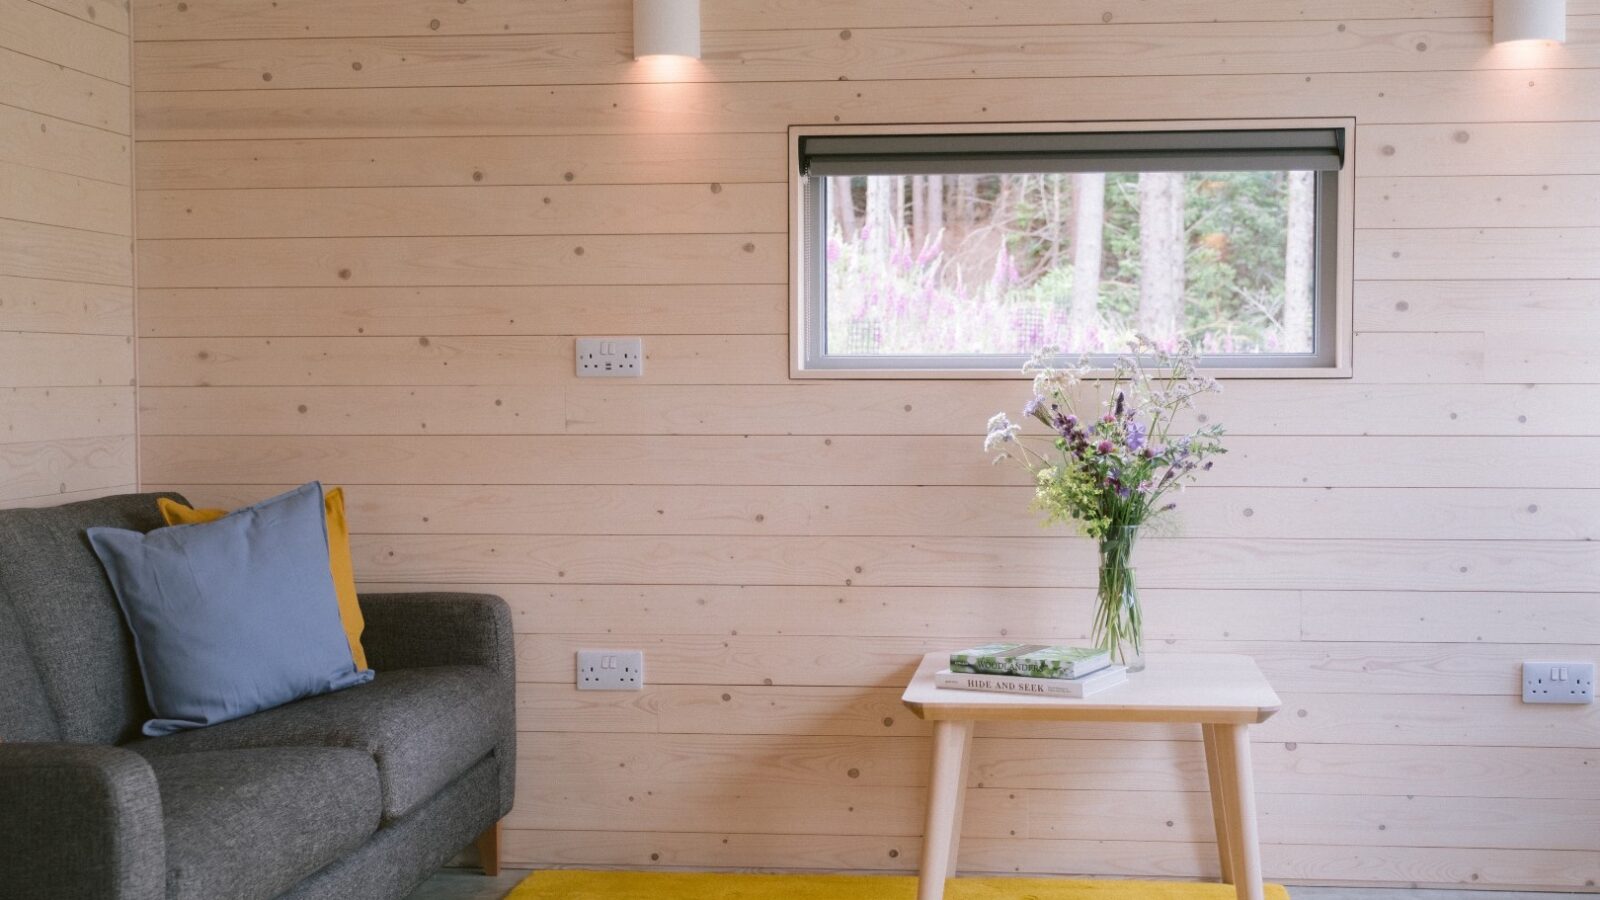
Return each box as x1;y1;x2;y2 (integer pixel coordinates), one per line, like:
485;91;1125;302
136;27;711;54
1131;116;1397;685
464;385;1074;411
131;1;1600;890
0;0;135;508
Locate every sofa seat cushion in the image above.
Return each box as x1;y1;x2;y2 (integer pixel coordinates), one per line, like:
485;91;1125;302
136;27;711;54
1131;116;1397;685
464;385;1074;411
130;666;505;822
144;747;380;900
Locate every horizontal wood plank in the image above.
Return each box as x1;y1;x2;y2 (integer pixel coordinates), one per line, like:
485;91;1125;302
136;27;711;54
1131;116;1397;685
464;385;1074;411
134;285;785;337
137;182;785;239
0;218;133;286
0;0;129;83
1356;122;1600;176
135;381;1600;436
0;275;132;334
0;434;136;501
0;44;128;132
346;581;1303;642
0;386;135;441
1303;591;1600;645
517;731;1600;799
345;532;1600;592
138;434;1600;489
0;103;130;184
33;0;129;35
137;335;786;386
1357;280;1600;332
0;482;135;509
135;69;1600;141
504;827;1600;889
134;133;786;190
1359;228;1600;280
0;332;132;386
0;158;132;234
514;683;1600;749
160;481;1591;542
137;233;783;287
1357;175;1600;229
132;19;1600;93
510;773;1597;850
128;0;1534;42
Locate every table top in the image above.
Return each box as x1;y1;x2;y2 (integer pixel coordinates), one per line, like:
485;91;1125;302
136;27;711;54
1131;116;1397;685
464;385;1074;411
901;652;1281;725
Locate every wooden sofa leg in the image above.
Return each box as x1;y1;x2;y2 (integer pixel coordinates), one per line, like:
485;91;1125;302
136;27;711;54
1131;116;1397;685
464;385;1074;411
476;821;502;876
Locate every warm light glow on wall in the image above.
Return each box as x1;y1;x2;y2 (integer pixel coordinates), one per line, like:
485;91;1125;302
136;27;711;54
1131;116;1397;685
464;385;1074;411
1493;0;1566;43
634;0;701;59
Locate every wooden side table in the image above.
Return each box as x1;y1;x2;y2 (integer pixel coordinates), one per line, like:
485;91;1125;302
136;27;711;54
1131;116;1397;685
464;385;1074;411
902;652;1281;900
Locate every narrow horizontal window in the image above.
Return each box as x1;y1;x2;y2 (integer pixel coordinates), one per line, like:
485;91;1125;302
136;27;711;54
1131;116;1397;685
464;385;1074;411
791;121;1353;378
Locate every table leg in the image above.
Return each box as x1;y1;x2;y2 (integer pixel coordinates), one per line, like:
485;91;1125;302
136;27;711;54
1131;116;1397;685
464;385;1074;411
917;719;974;900
1201;724;1234;884
1219;723;1264;900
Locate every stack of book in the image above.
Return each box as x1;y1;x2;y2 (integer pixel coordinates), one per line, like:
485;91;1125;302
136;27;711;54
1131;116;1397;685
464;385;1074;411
936;642;1127;698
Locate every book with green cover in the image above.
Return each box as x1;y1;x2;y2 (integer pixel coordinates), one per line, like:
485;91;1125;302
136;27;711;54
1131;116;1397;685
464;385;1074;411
948;643;1111;680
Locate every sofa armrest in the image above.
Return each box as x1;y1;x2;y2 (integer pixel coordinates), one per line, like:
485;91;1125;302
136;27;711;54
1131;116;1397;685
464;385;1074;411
357;591;514;678
0;743;166;900
358;591;518;818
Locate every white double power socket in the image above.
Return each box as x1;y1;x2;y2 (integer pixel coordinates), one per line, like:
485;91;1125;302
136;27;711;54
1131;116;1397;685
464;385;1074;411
576;649;644;691
1522;661;1595;704
575;337;643;377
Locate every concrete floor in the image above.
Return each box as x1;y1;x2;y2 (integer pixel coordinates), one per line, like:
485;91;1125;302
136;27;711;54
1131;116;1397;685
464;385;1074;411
404;869;1583;900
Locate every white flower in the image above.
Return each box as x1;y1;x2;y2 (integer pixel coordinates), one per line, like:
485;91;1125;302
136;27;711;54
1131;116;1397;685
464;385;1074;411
983;412;1019;452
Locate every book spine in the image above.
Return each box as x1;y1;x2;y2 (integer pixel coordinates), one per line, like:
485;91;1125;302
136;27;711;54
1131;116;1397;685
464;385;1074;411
934;672;1084;698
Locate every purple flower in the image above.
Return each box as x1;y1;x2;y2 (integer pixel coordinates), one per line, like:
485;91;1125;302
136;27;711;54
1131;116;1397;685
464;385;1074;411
1125;420;1147;452
1101;414;1116;424
1114;391;1126;417
1096;440;1114;455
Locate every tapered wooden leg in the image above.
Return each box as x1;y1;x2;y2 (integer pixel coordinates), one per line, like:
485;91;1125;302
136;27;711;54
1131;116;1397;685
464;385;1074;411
1201;724;1235;884
1219;724;1264;900
943;724;974;879
475;820;502;876
918;719;974;900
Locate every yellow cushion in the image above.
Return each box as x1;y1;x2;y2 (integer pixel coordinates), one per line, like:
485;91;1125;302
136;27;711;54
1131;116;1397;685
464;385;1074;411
158;488;368;670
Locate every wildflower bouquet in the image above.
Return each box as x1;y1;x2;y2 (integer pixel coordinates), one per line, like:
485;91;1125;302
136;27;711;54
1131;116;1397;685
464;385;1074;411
984;338;1226;669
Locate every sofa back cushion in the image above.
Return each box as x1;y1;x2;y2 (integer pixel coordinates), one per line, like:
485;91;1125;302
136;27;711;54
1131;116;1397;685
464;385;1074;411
0;493;184;744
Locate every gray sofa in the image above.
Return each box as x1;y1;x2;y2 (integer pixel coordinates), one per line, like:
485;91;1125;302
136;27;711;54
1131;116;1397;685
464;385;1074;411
0;492;516;900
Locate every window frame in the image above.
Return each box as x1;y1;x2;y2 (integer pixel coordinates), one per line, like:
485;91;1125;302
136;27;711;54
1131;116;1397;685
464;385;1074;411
788;118;1356;380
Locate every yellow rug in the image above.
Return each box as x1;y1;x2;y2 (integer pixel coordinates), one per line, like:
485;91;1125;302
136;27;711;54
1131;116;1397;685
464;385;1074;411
507;871;1291;899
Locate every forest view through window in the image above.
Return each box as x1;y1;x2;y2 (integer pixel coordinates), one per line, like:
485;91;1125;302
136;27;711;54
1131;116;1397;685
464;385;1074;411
797;127;1344;372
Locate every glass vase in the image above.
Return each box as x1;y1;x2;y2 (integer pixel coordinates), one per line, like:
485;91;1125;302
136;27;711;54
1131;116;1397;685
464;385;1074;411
1093;525;1145;672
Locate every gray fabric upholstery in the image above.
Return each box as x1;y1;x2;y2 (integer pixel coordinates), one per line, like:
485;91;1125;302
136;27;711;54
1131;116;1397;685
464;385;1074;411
0;743;165;900
131;666;505;823
359;592;518;817
277;755;501;900
0;492;186;744
0;495;515;900
0;583;61;741
144;747;381;900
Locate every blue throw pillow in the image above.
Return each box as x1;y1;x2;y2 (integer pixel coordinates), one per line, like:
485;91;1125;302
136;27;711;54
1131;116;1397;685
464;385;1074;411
89;482;374;736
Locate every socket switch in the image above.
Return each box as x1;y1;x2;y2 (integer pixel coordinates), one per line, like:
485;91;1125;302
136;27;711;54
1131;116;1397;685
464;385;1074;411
1522;660;1594;704
576;649;644;691
576;337;643;377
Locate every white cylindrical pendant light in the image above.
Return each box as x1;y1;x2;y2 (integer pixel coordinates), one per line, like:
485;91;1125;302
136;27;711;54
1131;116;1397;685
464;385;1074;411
634;0;701;59
1493;0;1566;42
